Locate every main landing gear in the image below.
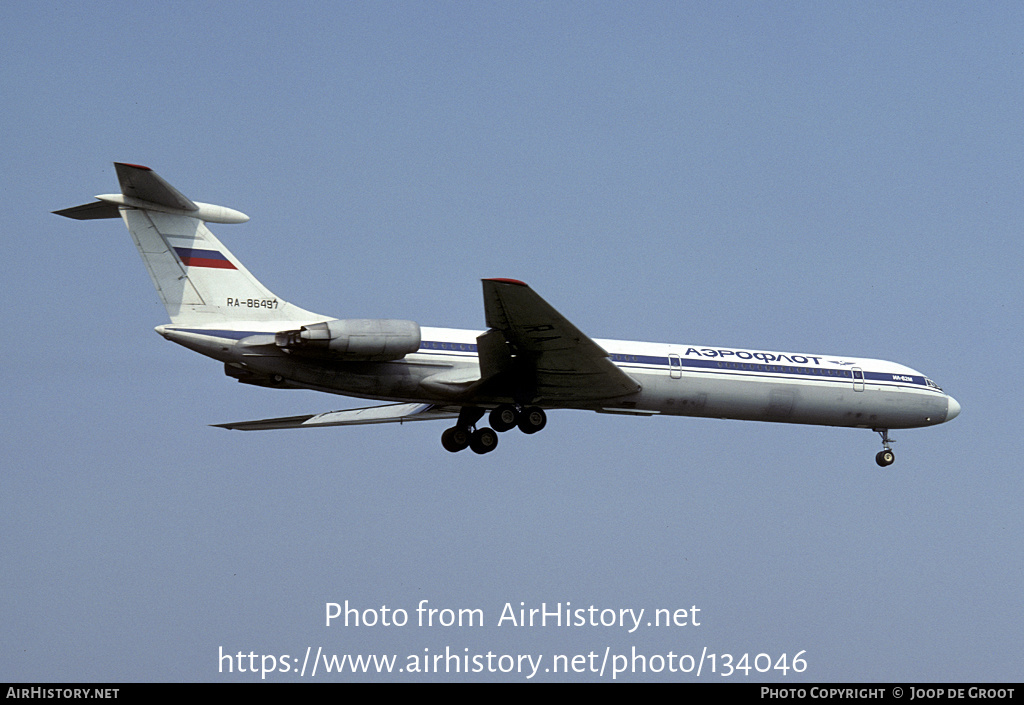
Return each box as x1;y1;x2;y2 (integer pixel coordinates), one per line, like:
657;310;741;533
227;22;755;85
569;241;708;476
874;428;895;467
441;404;547;455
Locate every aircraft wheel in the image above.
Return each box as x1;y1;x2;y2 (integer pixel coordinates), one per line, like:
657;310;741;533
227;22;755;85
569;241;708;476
441;426;471;453
489;405;518;432
875;449;895;467
470;427;499;454
518;406;547;435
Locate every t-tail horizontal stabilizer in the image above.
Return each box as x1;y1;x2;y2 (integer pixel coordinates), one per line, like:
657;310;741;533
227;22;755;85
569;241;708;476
54;163;249;224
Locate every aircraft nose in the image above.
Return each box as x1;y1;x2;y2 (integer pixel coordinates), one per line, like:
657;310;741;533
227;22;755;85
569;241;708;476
946;396;961;422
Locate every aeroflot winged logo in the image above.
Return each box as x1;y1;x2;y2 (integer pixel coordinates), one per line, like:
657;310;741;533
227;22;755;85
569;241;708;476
54;162;960;466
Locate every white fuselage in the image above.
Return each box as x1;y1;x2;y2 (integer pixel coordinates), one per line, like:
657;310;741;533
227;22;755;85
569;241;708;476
158;323;959;431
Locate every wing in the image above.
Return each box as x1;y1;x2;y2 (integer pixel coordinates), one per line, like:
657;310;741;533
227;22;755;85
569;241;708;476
213;402;462;431
480;278;640;402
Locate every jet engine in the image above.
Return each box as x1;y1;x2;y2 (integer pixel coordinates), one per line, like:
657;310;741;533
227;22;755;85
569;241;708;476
275;319;421;360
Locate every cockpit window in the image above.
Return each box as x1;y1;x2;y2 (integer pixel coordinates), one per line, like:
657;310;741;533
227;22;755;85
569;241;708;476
925;378;943;392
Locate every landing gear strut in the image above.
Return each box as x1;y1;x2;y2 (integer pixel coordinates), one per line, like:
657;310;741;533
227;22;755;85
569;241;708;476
874;428;895;467
441;405;548;455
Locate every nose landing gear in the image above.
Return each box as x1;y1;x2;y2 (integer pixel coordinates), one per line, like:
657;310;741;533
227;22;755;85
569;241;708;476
874;428;895;467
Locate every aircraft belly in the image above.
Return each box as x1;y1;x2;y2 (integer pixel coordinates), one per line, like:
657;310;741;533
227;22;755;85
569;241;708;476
301;361;441;399
229;351;440;400
627;371;948;429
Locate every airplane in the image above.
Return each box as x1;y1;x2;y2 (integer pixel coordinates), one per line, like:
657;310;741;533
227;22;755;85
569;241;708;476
55;163;960;466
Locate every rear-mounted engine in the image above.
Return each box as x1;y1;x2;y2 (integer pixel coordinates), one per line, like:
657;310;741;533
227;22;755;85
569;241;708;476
275;319;421;360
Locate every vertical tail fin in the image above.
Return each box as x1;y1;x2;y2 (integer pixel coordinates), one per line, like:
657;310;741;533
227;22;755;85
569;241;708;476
55;163;325;326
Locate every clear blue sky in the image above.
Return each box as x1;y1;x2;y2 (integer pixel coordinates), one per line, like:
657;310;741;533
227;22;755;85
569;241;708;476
2;1;1021;682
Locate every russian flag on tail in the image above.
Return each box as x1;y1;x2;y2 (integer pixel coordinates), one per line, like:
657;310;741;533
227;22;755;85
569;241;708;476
174;247;237;269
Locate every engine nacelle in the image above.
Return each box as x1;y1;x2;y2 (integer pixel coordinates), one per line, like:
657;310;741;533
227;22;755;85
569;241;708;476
276;319;421;360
